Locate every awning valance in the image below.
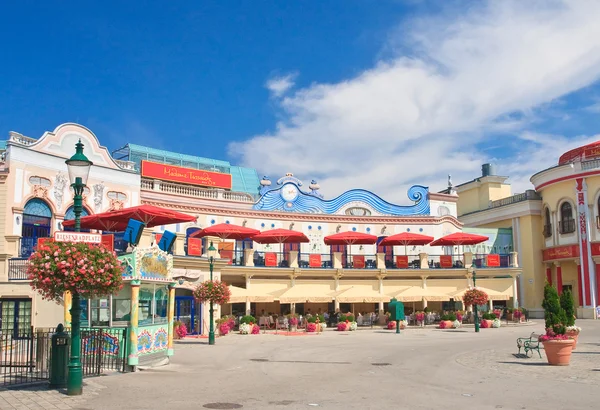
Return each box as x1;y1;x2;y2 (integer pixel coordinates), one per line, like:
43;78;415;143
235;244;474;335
336;285;388;303
278;282;336;303
450;279;513;301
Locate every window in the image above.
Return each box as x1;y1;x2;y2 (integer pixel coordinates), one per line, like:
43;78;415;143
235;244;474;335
28;176;51;186
559;202;576;234
543;207;552;238
90;299;110;327
0;299;32;338
107;191;127;201
112;287;131;323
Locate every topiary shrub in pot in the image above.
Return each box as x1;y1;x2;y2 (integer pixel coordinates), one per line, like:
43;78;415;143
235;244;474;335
481;313;495;329
540;283;574;365
560;288;580;349
439;314;454;329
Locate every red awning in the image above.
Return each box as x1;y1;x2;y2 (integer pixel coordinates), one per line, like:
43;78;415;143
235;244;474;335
252;229;309;244
324;231;378;246
430;232;489;246
378;232;434;247
189;223;260;241
62;205;196;231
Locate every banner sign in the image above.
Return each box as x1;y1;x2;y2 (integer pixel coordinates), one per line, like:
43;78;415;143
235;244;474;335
309;254;322;268
141;160;232;189
395;255;409;269
187;238;202;256
265;252;278;267
101;234;114;252
439;255;453;268
542;245;579;261
54;232;102;244
353;255;365;269
486;254;500;267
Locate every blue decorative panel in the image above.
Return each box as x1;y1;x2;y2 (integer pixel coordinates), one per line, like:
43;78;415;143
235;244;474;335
253;176;430;216
24;199;52;218
65;206;90;221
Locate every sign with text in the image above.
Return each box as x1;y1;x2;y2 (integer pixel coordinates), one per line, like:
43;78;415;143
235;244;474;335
54;232;102;244
542;245;579;261
187;238;202;256
439;255;453;268
395;255;409;269
353;255;365;269
265;252;278;267
486;254;500;267
141;160;232;189
309;253;322;268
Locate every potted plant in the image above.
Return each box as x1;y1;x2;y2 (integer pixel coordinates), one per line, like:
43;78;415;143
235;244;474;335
456;311;464;323
452;319;461;329
288;314;299;332
505;308;514;321
540;283;574;366
239;315;257;335
480;313;495;328
337;322;347;331
560;289;580;349
174;320;188;339
439;313;456;329
387;320;396;330
415;311;425;326
492;318;501;328
513;308;523;322
306;322;317;332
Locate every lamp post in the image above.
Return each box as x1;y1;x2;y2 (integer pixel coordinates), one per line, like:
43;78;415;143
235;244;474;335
65;139;93;396
208;241;216;345
472;263;480;333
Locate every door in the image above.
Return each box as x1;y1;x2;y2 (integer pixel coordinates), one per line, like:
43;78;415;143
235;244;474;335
175;296;201;335
21;218;51;257
377;236;393;267
0;299;32;339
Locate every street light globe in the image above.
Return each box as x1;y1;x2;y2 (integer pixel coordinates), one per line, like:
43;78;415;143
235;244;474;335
65;139;93;186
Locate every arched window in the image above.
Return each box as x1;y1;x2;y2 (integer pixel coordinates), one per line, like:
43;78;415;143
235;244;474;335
21;199;52;257
559;202;575;234
64;206;90;232
543;207;552;238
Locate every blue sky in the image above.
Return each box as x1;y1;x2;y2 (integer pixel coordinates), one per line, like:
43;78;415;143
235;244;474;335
2;1;600;200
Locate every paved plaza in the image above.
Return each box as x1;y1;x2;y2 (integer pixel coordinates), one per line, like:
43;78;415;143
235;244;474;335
2;321;600;410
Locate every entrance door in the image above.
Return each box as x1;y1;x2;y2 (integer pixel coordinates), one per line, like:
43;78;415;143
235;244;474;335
0;299;32;339
21;199;52;257
175;296;201;335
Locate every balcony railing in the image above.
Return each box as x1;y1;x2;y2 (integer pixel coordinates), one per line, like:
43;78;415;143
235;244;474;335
543;224;553;238
559;219;576;234
488;190;541;209
8;258;29;280
582;158;600;171
141;178;254;203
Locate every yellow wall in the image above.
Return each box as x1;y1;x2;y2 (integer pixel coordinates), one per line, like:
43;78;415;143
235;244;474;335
517;214;545;309
559;262;580;305
476;220;513;230
539;180;576;211
457;187;481;215
458;179;512;216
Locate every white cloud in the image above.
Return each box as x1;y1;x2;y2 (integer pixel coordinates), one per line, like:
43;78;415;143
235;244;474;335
230;1;600;203
265;73;297;98
585;102;600;113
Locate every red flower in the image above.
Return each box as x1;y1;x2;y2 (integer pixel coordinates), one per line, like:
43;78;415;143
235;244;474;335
193;280;231;305
462;289;489;307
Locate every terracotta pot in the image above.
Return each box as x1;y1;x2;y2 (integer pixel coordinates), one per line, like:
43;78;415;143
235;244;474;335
542;339;575;366
565;332;579;350
440;320;453;329
482;319;493;328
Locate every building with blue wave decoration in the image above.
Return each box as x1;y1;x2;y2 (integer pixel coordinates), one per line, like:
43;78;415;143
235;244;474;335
253;174;430;216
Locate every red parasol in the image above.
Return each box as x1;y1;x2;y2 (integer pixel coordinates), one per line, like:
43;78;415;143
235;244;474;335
252;228;309;244
189;223;259;241
324;231;378;245
62;205;196;231
379;232;434;256
429;232;489;246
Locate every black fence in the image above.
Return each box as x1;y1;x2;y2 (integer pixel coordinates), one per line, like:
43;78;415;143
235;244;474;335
7;258;29;280
1;326;129;387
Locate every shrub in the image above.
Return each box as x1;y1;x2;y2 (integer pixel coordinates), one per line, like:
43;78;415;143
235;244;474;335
339;314;347;322
219;323;230;335
239;323;252;334
288;316;299;326
317;314;325;323
175;322;188;339
482;312;496;320
423;307;430;313
307;316;317;323
240;315;256;325
542;283;567;335
346;314;355;322
337;322;347;331
560;288;576;327
348;322;357;331
251;324;260;334
306;323;317;332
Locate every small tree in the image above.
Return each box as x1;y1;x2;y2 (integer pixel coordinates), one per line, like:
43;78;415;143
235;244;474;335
542;283;567;334
559;288;576;327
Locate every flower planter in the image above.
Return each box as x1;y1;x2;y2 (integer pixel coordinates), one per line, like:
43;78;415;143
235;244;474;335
481;319;493;328
506;313;513;321
542;339;575;366
565;331;579;350
290;325;297;332
439;320;453;329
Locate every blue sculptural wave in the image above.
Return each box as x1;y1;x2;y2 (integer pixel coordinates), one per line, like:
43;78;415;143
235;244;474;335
253;184;429;216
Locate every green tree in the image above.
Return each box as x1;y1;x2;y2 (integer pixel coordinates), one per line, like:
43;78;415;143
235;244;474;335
542;283;567;334
559;288;576;327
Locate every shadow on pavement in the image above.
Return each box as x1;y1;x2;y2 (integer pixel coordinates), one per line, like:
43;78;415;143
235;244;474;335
498;361;547;366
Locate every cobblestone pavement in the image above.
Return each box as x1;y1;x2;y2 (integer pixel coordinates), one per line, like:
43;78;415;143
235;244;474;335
0;379;106;410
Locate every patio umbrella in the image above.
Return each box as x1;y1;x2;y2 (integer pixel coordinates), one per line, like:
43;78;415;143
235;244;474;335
252;228;309;261
429;232;489;246
378;232;434;255
189;223;260;240
62;204;197;231
324;231;377;268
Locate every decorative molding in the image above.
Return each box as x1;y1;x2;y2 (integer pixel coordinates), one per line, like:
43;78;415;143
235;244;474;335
32;185;49;199
93;182;105;213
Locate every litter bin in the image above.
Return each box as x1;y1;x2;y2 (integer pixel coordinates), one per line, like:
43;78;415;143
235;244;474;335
49;323;70;388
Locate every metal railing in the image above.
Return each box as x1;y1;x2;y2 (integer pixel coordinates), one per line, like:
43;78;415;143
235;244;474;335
488;190;541;209
298;253;333;268
559;219;576;234
427;255;465;269
581;158;600;170
140;178;255;203
345;254;377;269
8;258;29;280
543;224;553;238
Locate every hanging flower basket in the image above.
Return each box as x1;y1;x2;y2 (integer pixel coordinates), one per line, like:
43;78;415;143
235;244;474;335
193;280;231;305
462;288;489;307
27;241;123;302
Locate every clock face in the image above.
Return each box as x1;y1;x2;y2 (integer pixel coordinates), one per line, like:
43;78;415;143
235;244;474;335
281;184;299;202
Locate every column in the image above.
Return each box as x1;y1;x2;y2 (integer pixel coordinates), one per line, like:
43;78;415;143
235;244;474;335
128;280;141;366
463;252;473;267
488;299;494;311
64;291;72;327
288;250;299;268
422;299;428;309
575;177;596;308
378;275;385;313
418;253;429;269
512;276;519;308
509;252;519;268
333;252;343;269
376;253;385;269
378;301;384;313
576;261;584;307
167;283;176;356
545;264;552;285
554;262;563;295
245;300;251;315
244;249;254;266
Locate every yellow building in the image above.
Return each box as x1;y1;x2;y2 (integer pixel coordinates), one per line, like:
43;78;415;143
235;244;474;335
455;152;600;319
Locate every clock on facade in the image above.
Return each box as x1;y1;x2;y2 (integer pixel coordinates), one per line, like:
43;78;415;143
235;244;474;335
280;183;299;202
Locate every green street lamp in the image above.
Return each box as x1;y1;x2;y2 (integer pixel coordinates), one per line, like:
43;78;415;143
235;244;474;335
65;139;93;396
471;263;480;333
208;241;217;345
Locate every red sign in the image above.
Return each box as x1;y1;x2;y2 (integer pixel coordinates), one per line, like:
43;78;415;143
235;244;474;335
187;238;202;256
439;255;453;268
395;255;409;269
542;245;579;261
101;234;114;252
154;234;162;245
353;255;365;269
54;232;102;244
265;252;278;267
309;254;322;268
220;250;233;265
486;254;500;267
141;160;232;189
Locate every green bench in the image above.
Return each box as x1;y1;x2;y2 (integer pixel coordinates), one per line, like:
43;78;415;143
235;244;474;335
516;332;542;358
